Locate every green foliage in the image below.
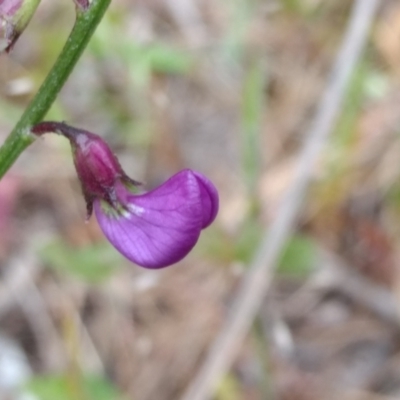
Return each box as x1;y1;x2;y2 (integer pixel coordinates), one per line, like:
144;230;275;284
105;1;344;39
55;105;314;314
198;219;316;278
241;60;266;194
91;12;192;88
386;184;400;237
363;69;390;101
124;43;192;88
40;240;122;283
221;0;256;60
318;57;371;197
329;57;389;157
0;98;22;123
280;0;325;17
388;185;400;208
334;59;369;148
195;218;263;264
194;226;235;263
234;218;263;263
88;10;193;147
215;374;241;400
281;0;304;14
278;234;316;277
26;374;120;400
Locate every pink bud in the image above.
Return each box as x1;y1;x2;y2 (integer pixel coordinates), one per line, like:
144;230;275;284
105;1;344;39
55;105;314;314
73;0;90;10
31;121;138;219
0;0;41;53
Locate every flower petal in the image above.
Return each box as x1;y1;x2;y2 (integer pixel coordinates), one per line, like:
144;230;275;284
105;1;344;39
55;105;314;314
94;170;204;268
192;170;219;228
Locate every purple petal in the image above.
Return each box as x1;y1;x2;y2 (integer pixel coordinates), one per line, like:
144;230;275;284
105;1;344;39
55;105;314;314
191;170;219;229
94;170;204;268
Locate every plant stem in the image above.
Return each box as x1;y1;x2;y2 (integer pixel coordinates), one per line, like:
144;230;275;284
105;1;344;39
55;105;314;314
0;0;111;179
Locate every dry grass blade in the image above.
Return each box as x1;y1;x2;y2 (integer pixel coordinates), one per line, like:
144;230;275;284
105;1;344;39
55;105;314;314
181;0;382;399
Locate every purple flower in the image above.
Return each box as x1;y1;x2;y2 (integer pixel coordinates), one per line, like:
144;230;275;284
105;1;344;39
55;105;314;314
94;169;218;268
31;122;219;269
0;0;41;53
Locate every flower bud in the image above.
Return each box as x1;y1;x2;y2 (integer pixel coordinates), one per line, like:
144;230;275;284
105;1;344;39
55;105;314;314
31;121;137;219
0;0;41;53
73;0;90;11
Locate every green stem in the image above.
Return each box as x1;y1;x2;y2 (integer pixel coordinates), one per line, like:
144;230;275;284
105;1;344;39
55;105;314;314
0;0;111;178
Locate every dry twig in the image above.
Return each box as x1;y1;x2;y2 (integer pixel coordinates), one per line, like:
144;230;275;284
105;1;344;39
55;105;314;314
181;0;382;399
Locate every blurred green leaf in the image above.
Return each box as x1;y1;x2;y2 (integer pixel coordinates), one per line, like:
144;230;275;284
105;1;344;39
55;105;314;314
40;240;122;283
388;184;400;208
241;60;266;194
278;234;316;277
363;69;390;100
195;226;235;263
334;58;368;148
321;58;370;187
145;44;192;74
0;99;23;123
234;218;263;263
195;219;263;265
91;12;192;89
215;374;241;400
386;185;400;239
281;0;304;14
26;374;120;400
126;44;192;87
222;0;256;60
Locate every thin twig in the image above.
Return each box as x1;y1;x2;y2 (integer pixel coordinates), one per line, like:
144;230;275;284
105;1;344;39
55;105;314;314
321;249;400;329
283;247;400;328
181;1;381;399
3;252;66;371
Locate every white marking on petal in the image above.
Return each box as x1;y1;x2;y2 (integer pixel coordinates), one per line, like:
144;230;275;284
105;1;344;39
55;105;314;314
120;209;132;218
128;204;145;216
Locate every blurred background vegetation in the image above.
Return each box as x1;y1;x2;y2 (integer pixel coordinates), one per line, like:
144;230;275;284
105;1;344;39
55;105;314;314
1;0;400;399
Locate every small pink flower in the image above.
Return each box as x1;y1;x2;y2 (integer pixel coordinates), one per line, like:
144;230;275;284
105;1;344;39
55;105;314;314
32;122;219;269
